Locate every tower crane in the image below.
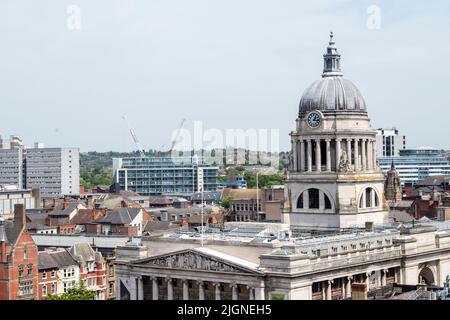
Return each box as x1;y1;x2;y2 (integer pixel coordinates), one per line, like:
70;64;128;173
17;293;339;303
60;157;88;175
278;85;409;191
122;116;145;158
157;118;186;157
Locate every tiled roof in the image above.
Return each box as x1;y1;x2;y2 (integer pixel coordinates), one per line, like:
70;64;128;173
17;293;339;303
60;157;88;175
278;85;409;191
38;249;78;270
69;243;104;263
94;207;141;225
70;209;94;224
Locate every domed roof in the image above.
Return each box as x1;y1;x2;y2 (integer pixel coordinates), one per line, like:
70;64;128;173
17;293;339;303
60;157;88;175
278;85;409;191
299;32;367;116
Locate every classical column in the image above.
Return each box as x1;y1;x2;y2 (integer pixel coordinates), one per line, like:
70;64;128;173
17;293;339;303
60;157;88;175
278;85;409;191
325;280;332;300
300;140;305;172
248;286;254;300
254;285;265;300
231;284;238;300
319;190;325;210
335;138;341;171
214;283;221;300
361;138;366;171
381;270;387;287
325;139;331;172
371;188;376;208
365;272;371;291
167;278;174;300
346;139;352;169
345;277;352;298
183;280;189;300
198;281;205;300
354;138;359;171
303;189;309;209
292;138;298;171
367;140;373;170
315;139;321;172
137;276;144;300
152;277;158;300
372;139;377;169
307;139;312;172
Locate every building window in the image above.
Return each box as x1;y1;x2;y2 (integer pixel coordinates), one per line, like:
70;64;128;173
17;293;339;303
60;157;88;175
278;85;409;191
42;285;47;297
27;264;33;276
51;283;56;294
42;272;47;280
18;265;24;278
19;281;33;296
24;247;28;260
109;282;114;295
297;188;332;210
51;271;56;278
359;187;380;209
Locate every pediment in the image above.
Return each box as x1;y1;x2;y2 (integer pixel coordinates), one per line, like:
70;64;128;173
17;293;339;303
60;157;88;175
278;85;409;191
132;249;262;275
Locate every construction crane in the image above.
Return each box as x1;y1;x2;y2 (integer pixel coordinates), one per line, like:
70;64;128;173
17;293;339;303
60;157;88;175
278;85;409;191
157;118;186;157
122;115;145;158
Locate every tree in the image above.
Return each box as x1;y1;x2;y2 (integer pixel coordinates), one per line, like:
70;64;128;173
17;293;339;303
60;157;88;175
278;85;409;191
220;196;233;209
46;282;96;300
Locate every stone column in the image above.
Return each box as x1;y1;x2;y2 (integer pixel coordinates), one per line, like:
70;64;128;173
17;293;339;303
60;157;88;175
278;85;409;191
345;277;352;298
346;139;352;169
300;140;305;172
137;276;144;300
292;138;297;171
325;280;332;300
367;140;373;170
361;139;366;171
319;190;325;210
335;139;341;171
371;188;376;208
303;189;309;209
167;278;174;300
381;270;387;287
152;277;158;300
307;139;312;172
231;284;238;300
198;281;205;300
183;280;189;300
214;283;221;300
372;139;377;169
365;272;371;291
325;139;331;172
354;138;359;171
254;282;265;300
315;139;321;172
246;286;254;300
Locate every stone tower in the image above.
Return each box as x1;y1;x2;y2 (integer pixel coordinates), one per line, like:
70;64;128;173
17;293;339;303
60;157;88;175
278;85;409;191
384;162;402;204
283;33;389;230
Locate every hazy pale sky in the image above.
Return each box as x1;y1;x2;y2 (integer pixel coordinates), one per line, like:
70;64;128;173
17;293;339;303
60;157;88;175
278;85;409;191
0;0;449;152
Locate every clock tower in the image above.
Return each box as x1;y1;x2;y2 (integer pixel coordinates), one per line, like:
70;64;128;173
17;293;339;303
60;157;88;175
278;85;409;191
283;33;389;231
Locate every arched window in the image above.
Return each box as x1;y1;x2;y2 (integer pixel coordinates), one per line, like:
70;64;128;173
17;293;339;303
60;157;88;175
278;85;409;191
359;187;379;209
297;188;333;210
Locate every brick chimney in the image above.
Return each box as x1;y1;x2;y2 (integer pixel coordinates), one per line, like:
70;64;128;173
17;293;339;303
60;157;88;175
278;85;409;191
14;204;26;231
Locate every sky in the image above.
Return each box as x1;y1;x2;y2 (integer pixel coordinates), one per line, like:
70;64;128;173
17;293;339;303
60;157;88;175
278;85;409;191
0;0;449;152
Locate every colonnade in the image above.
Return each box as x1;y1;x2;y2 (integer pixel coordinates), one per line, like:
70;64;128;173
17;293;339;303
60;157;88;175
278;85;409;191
291;137;377;173
134;276;265;300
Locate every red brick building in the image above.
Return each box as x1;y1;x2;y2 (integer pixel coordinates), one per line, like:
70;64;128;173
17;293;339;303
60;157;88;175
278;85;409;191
0;204;39;300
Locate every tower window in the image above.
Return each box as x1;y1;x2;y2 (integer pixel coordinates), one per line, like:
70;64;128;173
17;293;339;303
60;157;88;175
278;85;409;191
309;188;320;209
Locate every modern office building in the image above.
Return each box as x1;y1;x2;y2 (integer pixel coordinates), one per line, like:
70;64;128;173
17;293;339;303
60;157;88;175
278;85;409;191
376;128;406;157
0;186;40;218
378;147;450;187
25;147;80;197
113;156;219;196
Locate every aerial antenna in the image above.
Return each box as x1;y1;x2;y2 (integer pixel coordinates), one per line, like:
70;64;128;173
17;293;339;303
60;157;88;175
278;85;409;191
122;116;145;158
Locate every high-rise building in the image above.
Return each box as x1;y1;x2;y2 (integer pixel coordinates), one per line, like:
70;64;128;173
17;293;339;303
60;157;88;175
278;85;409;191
25;147;80;197
0;137;79;197
113;156;218;196
283;32;388;230
376;128;406;157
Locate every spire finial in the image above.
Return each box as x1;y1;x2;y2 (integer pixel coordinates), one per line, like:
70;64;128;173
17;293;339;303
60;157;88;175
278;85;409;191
322;31;342;77
329;31;334;45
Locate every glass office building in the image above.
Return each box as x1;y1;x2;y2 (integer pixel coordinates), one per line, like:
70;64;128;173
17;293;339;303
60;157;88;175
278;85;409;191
113;156;219;196
378;147;450;187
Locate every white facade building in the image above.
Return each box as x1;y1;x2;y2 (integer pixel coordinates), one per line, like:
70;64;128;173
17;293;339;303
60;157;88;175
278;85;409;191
376;128;406;157
284;32;388;230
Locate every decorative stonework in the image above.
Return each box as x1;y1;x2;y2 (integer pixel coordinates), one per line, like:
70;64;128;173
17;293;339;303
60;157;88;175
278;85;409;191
137;250;255;274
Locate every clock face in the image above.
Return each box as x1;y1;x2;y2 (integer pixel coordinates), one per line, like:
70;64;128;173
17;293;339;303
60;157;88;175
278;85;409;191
307;112;321;128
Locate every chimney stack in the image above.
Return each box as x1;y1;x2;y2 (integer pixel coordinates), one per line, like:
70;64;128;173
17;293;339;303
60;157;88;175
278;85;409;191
14;204;26;230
